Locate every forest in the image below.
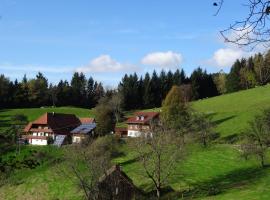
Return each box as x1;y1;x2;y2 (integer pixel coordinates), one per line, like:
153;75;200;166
1;50;270;110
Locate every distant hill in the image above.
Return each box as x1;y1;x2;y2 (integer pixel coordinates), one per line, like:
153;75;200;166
193;84;270;138
144;84;270;139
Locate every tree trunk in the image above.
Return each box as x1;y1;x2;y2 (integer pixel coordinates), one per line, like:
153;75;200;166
260;154;265;168
156;186;161;199
202;132;207;147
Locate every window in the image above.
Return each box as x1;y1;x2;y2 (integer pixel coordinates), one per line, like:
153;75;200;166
38;132;44;136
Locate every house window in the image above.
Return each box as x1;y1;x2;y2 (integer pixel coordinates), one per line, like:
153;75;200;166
38;132;44;136
45;133;48;136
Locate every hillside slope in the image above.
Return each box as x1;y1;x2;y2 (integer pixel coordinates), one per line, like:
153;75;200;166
2;86;270;199
192;84;270;138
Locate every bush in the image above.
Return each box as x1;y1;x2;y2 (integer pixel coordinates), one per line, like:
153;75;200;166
47;136;54;144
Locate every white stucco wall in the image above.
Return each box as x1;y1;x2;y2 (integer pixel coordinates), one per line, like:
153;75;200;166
127;130;142;137
30;139;47;145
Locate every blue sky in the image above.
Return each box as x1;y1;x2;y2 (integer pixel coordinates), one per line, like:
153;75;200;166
0;0;254;86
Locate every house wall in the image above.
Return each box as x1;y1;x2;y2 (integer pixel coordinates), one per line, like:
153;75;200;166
30;138;47;145
127;124;151;137
72;135;82;143
127;130;142;137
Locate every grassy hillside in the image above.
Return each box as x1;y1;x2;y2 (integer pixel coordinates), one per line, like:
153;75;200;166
2;86;270;199
192;84;270;138
145;84;270;139
0;106;93;131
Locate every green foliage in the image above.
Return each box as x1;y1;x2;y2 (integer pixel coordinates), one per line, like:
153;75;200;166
240;108;270;167
95;97;115;136
0;72;104;109
190;113;218;147
213;70;227;94
161;85;191;132
226;59;242;93
190;67;218;99
64;135;119;200
47;136;54;145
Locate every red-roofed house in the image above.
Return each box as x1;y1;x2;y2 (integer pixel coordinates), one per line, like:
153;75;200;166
23;112;82;145
126;112;159;137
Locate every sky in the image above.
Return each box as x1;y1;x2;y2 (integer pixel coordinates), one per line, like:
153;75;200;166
0;0;259;87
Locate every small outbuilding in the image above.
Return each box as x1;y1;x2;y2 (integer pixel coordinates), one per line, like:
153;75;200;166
98;165;141;200
70;123;96;143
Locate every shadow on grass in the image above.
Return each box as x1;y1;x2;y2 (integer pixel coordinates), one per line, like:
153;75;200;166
178;166;268;199
212;115;236;126
119;156;140;166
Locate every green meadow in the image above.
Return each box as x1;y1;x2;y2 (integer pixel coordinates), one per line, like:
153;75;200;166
0;106;93;131
2;85;270;199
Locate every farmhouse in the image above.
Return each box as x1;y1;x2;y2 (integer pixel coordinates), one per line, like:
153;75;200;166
126;111;159;137
23;112;95;146
98;165;140;200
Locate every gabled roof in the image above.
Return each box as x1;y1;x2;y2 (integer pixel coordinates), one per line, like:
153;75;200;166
79;117;95;124
24;122;32;132
126;112;159;124
99;165;134;186
24;112;81;134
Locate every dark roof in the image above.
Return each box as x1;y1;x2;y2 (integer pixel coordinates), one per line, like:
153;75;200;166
24;112;81;134
71;123;96;134
99;165;134;186
126;112;159;124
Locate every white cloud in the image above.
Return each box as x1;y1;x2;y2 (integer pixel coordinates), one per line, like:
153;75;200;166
206;47;256;68
212;48;245;67
76;55;139;73
141;51;183;69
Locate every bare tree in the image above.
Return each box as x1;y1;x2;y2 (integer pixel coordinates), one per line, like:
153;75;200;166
240;109;270;167
130;123;185;199
109;92;124;123
190;113;216;147
64;136;117;200
216;0;270;48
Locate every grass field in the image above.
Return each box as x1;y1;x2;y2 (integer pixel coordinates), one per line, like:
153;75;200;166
192;84;270;138
2;85;270;199
0;106;93;131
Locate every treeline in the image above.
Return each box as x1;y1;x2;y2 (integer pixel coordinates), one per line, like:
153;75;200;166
214;51;270;94
1;50;270;109
118;68;218;110
0;72;105;108
119;50;270;110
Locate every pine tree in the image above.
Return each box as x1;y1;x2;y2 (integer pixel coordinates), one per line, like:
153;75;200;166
226;59;242;93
